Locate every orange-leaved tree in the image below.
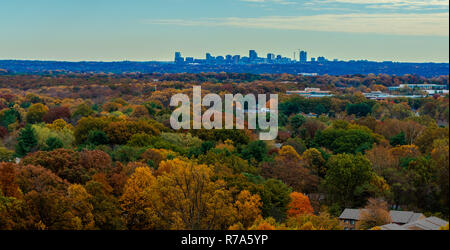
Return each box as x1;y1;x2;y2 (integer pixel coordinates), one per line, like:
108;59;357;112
287;192;314;218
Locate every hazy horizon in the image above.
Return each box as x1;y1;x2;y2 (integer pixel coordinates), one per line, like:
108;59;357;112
1;0;448;63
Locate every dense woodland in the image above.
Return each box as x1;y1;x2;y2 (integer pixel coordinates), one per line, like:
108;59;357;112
0;73;448;230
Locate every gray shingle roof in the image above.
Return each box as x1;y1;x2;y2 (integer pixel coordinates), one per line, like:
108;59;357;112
402;217;448;230
380;223;406;230
339;209;424;224
339;209;361;220
389;211;423;224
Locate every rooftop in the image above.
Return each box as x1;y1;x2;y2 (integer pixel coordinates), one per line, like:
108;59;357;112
381;217;448;230
339;208;425;224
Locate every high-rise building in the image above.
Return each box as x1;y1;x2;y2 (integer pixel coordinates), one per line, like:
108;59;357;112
175;52;184;64
299;50;307;63
226;55;232;63
232;55;240;64
317;56;326;63
216;56;225;64
267;53;275;61
249;50;258;61
185;57;194;63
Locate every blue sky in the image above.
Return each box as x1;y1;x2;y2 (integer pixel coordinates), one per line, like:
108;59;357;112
0;0;448;62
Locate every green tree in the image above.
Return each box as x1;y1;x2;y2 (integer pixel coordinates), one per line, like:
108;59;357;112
127;133;153;147
389;132;406;147
315;128;374;154
289;114;306;131
87;130;109;146
323;153;376;207
260;179;292;221
346;103;371;117
0;109;20;128
240;141;268;162
45;137;64;151
15;125;38;157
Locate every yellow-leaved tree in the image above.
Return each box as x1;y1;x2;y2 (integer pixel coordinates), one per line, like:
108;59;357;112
149;158;236;230
119;166;157;230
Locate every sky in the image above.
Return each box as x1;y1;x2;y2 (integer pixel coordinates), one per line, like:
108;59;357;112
0;0;448;62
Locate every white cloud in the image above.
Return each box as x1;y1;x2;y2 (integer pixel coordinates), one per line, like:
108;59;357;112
241;0;297;5
316;0;449;9
242;0;449;10
148;12;449;37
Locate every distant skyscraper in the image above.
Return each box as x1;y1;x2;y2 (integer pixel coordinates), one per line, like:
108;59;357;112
232;55;240;64
226;55;232;63
299;50;307;63
317;56;326;63
216;56;225;64
249;50;258;61
175;52;184;63
267;53;275;61
185;57;194;63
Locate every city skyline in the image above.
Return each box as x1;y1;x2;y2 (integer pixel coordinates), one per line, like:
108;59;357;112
0;0;448;62
174;50;336;64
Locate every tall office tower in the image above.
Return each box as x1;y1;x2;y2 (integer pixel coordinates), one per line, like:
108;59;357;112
206;53;212;64
232;55;240;64
267;53;275;61
299;50;307;63
175;52;181;61
174;52;184;63
249;50;258;61
226;55;232;63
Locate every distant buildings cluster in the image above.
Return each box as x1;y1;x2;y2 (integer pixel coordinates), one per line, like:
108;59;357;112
287;84;449;100
365;84;449;100
174;50;331;65
286;88;333;98
387;83;449;95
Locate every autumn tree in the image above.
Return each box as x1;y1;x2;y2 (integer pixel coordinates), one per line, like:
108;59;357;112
43;106;71;123
357;198;392;230
302;148;327;178
233;190;262;229
85;177;127;230
22;149;90;184
0;147;14;162
119;166;156;230
105;120;160;145
285;212;342;230
287;192;314;218
262;146;319;193
149;159;236;229
415;125;449;154
26;103;49;124
67;184;95;229
0;163;21;198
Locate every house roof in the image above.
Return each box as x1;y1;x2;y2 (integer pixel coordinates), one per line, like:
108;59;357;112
390;211;423;224
380;223;406;230
339;209;361;220
401;217;448;230
339;209;424;224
